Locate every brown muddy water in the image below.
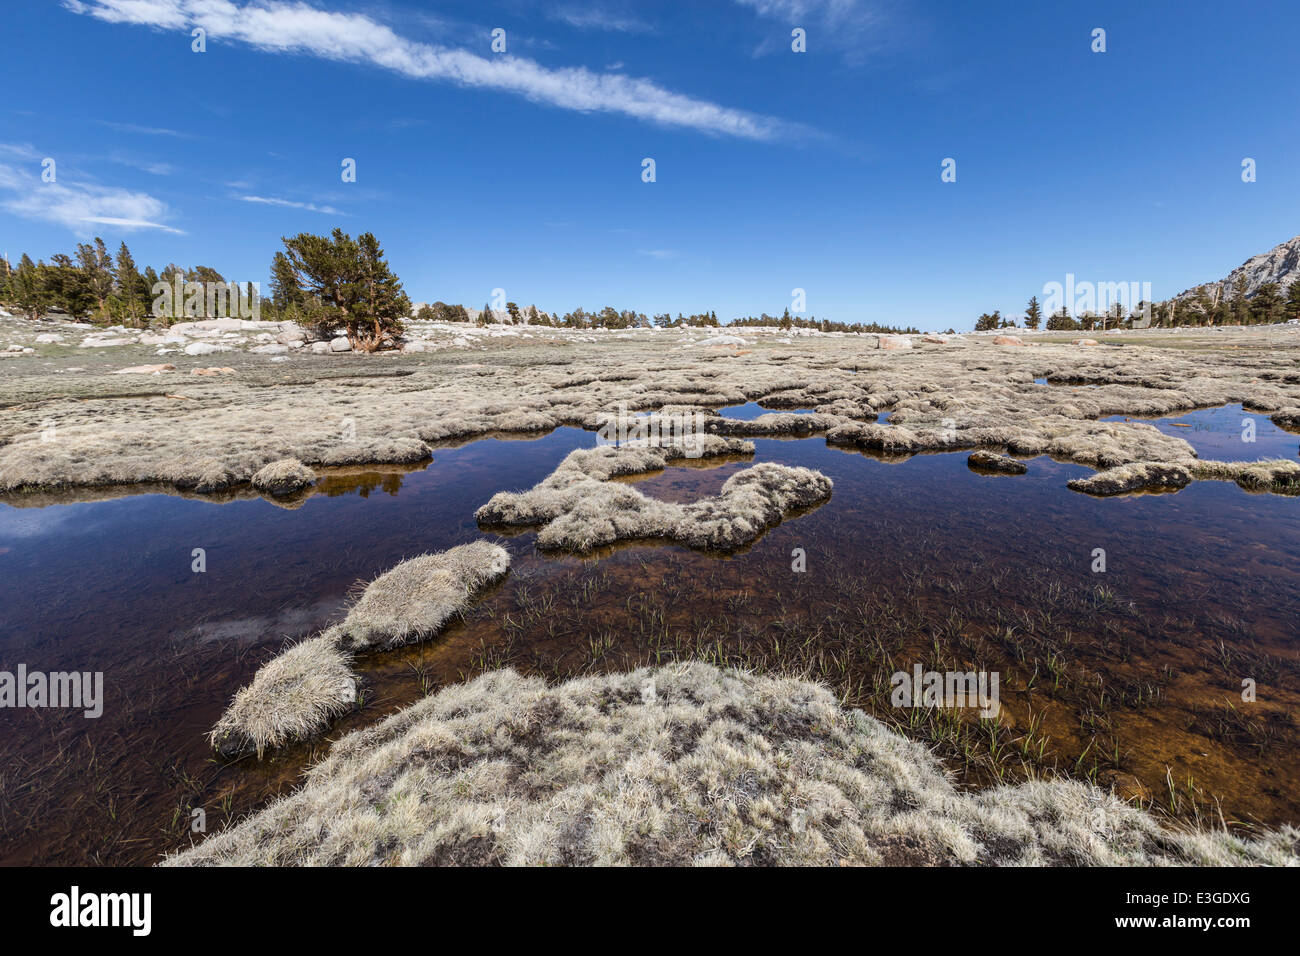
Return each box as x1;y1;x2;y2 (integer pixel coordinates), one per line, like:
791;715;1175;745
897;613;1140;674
1;407;1298;865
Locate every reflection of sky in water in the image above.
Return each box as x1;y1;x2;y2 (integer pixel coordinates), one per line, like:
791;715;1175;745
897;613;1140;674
717;401;817;420
6;421;1298;665
0;505;113;540
1103;403;1299;462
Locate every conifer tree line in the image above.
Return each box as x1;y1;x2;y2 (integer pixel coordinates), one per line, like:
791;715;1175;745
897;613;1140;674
977;284;1300;332
414;304;917;334
33;230;1294;340
0;237;252;326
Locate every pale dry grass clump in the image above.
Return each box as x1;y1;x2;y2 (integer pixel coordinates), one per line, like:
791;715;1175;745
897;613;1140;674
4;325;1300;498
1066;461;1193;496
476;440;831;552
171;663;1299;866
826;420;930;454
335;541;511;651
210;541;510;757
967;450;1028;474
1190;458;1300;495
250;458;316;495
706;412;841;436
209;635;356;758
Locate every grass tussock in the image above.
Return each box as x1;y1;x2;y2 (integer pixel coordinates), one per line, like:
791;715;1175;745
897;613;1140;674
967;450;1028;474
209;541;510;757
209;635;355;759
173;663;1299;866
1066;461;1193;496
250;458;316;495
706;412;841;436
1189;458;1300;495
477;441;831;552
336;540;511;651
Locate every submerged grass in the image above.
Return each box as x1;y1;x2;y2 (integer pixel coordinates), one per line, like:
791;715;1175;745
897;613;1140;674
209;541;510;757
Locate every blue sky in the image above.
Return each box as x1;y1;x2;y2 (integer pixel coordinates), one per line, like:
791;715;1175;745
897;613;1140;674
1;0;1297;330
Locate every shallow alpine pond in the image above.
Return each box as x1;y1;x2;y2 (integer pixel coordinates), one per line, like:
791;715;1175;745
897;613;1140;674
1;424;1298;864
1106;403;1299;462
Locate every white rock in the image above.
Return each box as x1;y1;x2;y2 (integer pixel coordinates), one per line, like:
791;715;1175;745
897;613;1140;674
329;336;352;352
310;341;331;354
184;341;234;356
693;334;748;347
34;333;64;343
250;343;289;355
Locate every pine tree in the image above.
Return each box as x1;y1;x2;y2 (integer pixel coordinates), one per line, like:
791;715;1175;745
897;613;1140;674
142;266;161;321
114;241;149;326
46;254;96;320
269;251;304;315
1252;283;1282;324
1286;281;1300;321
1231;275;1250;324
1045;306;1076;331
11;253;49;320
278;229;409;350
1024;295;1042;330
355;232;408;347
74;238;115;322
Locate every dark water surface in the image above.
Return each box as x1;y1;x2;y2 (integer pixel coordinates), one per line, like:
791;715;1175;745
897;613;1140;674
1104;403;1300;462
2;410;1298;864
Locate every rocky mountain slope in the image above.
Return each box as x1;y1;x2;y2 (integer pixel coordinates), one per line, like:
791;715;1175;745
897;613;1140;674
1176;234;1300;300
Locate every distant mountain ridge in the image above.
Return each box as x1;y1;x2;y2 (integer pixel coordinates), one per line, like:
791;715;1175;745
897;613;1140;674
1176;234;1300;301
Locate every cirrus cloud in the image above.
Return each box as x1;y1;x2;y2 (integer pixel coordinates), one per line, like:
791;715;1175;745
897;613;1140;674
0;159;183;234
64;0;806;141
236;194;344;214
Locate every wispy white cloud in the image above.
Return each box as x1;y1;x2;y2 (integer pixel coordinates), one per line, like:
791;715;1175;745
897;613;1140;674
65;0;802;141
96;120;196;139
0;143;43;161
236;194;344;215
550;5;656;35
106;152;175;175
735;0;891;62
638;248;679;259
0;160;183;234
